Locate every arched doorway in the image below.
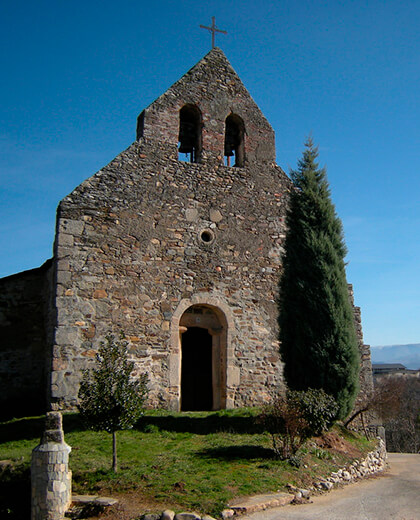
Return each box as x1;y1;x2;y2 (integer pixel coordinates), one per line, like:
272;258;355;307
181;327;213;411
179;305;227;411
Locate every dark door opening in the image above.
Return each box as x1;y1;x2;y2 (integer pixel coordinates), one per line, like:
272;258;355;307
181;327;213;411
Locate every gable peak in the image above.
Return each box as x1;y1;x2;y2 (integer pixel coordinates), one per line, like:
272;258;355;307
137;49;276;166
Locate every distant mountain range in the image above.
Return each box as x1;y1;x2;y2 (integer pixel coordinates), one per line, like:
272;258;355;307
370;344;420;370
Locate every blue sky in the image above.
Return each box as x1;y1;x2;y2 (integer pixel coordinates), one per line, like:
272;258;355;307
1;0;419;347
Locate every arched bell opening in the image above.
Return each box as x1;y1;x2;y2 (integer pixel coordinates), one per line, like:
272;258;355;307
224;113;245;167
179;305;227;411
178;104;202;163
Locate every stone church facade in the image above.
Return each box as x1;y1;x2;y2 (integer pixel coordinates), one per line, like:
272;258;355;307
0;48;373;416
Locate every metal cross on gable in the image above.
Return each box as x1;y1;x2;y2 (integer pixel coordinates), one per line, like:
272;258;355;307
200;16;227;49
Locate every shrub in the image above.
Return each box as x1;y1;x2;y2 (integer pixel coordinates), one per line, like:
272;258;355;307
258;394;308;460
259;389;337;460
288;388;338;437
288;454;303;468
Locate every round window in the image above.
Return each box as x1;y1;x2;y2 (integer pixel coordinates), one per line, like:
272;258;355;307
199;229;215;244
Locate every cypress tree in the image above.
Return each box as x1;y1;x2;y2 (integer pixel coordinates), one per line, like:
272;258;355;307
279;138;360;419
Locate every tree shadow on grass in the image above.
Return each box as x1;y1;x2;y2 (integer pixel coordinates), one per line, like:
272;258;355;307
0;412;264;443
136;414;265;435
0;464;30;520
196;445;275;461
0;413;86;444
0;415;45;444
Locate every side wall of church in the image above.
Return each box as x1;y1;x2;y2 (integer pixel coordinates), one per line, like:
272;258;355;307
349;284;374;418
49;139;292;410
0;260;53;418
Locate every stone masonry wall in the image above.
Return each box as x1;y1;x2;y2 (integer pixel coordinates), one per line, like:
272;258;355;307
49;48;293;411
0;260;53;418
50;138;292;410
349;284;374;414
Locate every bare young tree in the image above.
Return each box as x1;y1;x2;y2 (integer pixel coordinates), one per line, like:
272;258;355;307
346;375;420;453
384;377;420;453
344;376;405;429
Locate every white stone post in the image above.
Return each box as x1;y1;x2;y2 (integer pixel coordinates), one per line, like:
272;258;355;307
31;411;72;520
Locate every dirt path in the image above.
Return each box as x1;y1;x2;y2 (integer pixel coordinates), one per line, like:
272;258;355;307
244;453;420;520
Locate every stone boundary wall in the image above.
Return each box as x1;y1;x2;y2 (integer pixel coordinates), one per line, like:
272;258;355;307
312;437;387;492
225;438;387;516
130;439;387;519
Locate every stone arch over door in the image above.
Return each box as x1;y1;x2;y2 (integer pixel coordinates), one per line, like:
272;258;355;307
169;295;238;411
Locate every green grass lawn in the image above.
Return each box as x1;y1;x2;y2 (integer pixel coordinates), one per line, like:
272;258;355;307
0;409;375;519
